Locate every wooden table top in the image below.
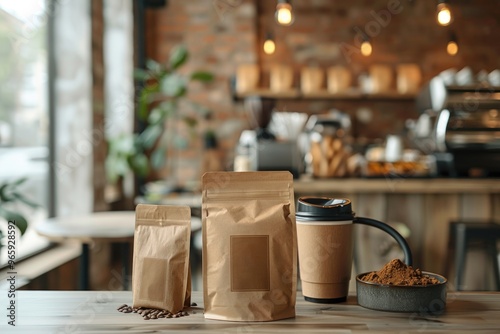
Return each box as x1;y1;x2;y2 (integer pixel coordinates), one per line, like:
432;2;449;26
35;211;202;243
35;211;136;243
6;291;499;333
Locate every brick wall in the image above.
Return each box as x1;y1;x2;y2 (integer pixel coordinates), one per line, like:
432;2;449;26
258;0;500;81
257;0;500;139
144;0;500;180
144;0;256;183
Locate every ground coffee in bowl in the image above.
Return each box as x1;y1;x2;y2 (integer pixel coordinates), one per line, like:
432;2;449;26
356;258;447;313
360;259;440;286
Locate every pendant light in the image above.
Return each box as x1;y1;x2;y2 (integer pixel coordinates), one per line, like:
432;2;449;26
437;0;453;26
275;0;294;26
447;32;458;56
263;32;276;55
360;37;372;57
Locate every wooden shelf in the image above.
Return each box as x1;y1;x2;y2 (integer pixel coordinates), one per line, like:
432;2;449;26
234;89;416;101
294;176;500;194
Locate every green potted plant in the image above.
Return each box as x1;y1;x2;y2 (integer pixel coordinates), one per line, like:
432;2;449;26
0;178;37;253
106;45;213;193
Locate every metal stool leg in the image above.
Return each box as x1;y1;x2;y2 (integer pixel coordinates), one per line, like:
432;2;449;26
80;243;90;290
487;239;500;291
445;223;455;282
121;242;130;290
455;225;467;291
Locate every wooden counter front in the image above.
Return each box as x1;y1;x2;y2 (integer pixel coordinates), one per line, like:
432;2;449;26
294;177;500;290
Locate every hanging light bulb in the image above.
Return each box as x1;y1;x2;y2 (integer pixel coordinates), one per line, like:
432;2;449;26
263;32;276;55
361;39;372;57
275;0;294;26
437;0;452;26
447;40;458;56
447;32;458;56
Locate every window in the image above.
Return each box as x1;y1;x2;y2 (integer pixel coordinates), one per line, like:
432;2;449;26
0;0;51;266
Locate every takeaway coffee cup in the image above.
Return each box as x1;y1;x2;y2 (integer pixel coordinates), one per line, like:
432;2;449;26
296;197;412;303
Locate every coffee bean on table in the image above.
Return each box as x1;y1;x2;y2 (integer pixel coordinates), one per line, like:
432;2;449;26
117;304;189;320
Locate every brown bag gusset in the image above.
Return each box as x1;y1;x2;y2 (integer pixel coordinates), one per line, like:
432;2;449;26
132;204;191;313
202;171;297;321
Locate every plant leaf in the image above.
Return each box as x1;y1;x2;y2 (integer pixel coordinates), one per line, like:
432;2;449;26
109;135;135;155
12;177;28;186
191;71;214;82
147;107;165;125
161;73;187;98
169;45;188;70
0;183;10;202
146;59;162;73
138;125;163;150
105;155;130;184
151;146;167;170
138;84;160;121
138;89;150;121
129;153;149;177
134;68;151;81
0;207;28;235
11;193;39;208
183;116;198;129
158;101;176;120
0;178;27;202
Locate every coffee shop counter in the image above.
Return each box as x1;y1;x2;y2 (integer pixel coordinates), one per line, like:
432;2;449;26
138;177;500;288
7;290;499;332
295;176;500;288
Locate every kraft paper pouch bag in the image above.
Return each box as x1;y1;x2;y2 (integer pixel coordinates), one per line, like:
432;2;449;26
202;171;297;321
132;204;191;313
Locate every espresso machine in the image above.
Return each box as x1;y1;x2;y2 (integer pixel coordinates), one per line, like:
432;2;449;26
415;76;500;176
235;96;302;178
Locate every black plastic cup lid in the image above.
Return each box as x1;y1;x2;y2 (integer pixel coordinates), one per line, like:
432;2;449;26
296;197;355;221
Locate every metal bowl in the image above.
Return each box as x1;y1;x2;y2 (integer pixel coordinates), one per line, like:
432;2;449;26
356;271;447;313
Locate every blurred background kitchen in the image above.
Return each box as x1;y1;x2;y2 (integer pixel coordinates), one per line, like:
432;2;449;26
1;0;499;292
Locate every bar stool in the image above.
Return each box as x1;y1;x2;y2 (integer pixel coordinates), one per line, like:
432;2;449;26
447;221;500;291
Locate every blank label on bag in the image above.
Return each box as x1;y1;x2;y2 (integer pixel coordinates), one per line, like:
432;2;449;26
139;257;168;302
230;235;270;291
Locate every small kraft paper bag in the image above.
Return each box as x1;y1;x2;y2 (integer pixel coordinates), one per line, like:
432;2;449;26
133;204;191;313
202;171;297;321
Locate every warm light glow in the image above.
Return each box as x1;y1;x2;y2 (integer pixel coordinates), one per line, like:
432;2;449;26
437;3;452;26
361;40;372;56
447;40;458;56
263;39;276;55
275;3;294;26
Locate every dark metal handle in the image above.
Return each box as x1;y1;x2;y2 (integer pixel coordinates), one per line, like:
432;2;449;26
353;216;413;266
